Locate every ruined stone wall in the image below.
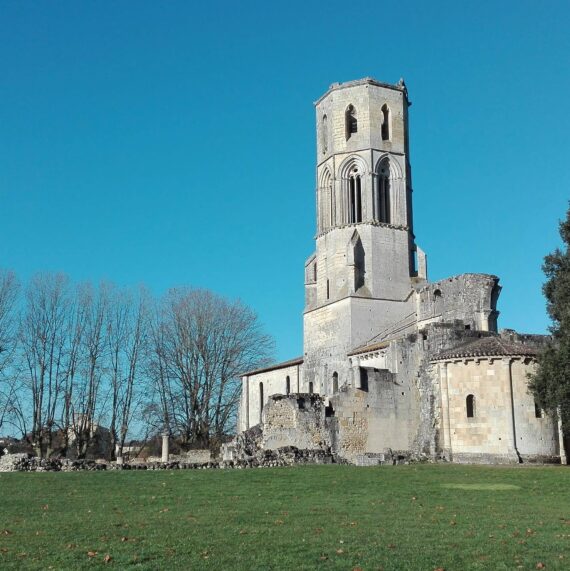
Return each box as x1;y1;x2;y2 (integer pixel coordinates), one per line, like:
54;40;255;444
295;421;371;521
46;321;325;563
328;370;412;462
416;274;500;332
261;394;331;452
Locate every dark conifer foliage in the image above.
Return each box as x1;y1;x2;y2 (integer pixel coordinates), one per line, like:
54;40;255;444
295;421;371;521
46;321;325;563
530;204;570;437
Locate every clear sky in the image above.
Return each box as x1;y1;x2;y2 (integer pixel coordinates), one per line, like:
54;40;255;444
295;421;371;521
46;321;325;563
1;1;569;362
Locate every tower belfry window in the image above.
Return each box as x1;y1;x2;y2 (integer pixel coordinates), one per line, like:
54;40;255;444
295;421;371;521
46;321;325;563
348;171;362;223
376;165;391;223
345;105;357;139
381;104;390;141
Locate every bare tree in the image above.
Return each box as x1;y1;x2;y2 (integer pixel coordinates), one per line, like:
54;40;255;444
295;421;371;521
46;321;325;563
70;282;108;459
19;273;70;456
149;289;273;448
106;286;149;460
0;270;20;432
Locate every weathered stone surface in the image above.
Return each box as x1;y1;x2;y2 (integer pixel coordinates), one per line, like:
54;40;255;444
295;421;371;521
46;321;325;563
234;77;562;467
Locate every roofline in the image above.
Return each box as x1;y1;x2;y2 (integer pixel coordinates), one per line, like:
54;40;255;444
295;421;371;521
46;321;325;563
314;77;407;106
241;357;303;377
431;353;538;363
348;340;392;357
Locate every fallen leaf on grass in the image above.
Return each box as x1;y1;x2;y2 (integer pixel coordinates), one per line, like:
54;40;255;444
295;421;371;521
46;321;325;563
238;530;247;535
41;505;49;511
66;544;76;549
319;554;328;561
159;508;169;513
121;537;129;542
536;564;546;569
274;519;284;525
387;544;396;549
1;529;12;535
103;554;112;564
336;548;344;555
87;551;98;558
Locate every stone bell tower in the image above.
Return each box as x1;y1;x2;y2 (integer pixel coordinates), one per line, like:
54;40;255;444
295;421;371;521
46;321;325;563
302;78;426;394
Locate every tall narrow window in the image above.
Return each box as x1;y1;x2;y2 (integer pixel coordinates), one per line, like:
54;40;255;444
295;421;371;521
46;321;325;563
321;114;328;154
326;279;330;300
376;165;390;223
381;104;390;141
308;381;314;395
349;177;355;223
313;262;317;282
345;105;357;139
332;372;339;394
259;382;264;423
355;176;362;222
466;394;475;418
286;376;291;395
534;401;543;418
348;173;362;223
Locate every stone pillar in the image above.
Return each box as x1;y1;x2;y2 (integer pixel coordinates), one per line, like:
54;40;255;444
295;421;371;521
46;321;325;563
351;358;361;389
116;456;123;465
558;408;567;465
505;359;521;463
440;362;453;460
161;432;169;463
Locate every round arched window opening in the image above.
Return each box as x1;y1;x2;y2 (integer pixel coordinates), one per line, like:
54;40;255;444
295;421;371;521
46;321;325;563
332;372;339;394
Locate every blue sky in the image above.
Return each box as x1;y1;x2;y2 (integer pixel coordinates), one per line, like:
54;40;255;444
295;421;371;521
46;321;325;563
1;1;569;361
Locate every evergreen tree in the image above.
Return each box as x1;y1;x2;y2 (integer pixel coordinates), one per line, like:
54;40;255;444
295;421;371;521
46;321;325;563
530;204;570;437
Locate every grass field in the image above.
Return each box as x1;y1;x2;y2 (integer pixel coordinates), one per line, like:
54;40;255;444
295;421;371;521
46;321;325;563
0;464;569;570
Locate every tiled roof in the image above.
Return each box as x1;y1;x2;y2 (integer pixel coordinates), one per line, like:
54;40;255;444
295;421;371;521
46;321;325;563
433;336;540;361
242;356;303;377
348;340;391;356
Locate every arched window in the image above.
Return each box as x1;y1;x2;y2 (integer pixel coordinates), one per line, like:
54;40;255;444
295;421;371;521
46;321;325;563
321;114;328;154
332;372;339;394
259;382;264;423
319;168;333;231
434;289;443;316
345;105;357;139
308;381;314;395
349;230;366;291
381;104;390;141
376;162;391;223
286;376;291;395
348;171;362;223
466;394;475;418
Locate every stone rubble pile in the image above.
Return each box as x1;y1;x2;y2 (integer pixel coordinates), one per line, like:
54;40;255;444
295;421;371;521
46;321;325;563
0;446;340;473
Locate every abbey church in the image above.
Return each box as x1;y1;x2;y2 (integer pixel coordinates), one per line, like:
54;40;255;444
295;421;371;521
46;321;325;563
234;78;563;465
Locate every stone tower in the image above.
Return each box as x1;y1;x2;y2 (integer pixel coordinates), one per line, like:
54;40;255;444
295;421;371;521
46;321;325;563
303;78;426;394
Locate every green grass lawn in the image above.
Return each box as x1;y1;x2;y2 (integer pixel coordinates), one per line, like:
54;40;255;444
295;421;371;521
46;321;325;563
0;464;569;570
